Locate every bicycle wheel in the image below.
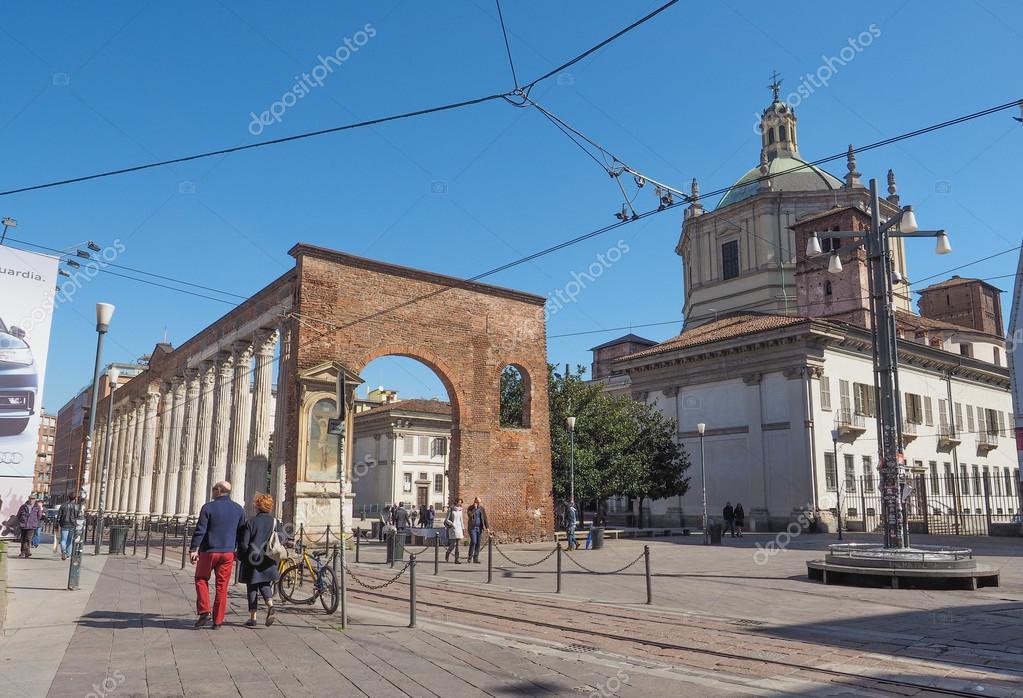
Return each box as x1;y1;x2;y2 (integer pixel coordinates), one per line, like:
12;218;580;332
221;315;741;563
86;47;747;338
279;559;316;604
318;566;339;614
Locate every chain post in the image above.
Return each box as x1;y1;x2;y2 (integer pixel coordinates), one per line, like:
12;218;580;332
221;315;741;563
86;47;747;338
644;545;652;604
160;526;167;564
434;534;439;575
408;553;417;628
556;544;562;594
355;528;361;563
180;525;189;570
487;535;493;584
132;520;138;556
145;524;151;559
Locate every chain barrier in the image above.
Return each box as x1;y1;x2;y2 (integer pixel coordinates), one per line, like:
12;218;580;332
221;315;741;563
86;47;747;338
402;544;433;556
341;558;412;590
493;541;560;568
563;549;646;575
301;528;331;544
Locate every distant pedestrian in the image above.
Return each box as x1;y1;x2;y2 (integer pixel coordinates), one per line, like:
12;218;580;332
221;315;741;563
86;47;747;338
16;496;41;558
444;498;464;563
56;495;78;560
565;499;579;550
31;500;46;547
238;493;287;628
189;480;245;629
466;497;489;564
379;506;391;541
733;503;745;538
393;502;410;532
424;505;435;528
723;502;735;537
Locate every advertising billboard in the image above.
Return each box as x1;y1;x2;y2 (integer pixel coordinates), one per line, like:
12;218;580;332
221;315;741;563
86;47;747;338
0;245;59;538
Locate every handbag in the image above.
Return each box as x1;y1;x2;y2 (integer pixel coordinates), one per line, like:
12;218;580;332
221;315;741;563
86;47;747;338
264;519;289;562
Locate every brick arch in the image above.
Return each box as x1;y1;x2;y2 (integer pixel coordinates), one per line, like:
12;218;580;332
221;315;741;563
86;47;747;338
285;244;553;540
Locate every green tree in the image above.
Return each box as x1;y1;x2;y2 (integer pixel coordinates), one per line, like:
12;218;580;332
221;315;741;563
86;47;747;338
500;365;525;427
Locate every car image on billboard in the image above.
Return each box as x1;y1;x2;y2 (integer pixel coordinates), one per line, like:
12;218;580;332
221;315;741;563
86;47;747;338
0;315;38;436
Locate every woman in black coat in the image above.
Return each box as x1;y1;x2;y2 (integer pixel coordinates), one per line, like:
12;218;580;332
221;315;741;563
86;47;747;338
239;492;287;627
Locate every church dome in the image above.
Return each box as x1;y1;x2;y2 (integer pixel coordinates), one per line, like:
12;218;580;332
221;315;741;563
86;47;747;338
716;156;842;209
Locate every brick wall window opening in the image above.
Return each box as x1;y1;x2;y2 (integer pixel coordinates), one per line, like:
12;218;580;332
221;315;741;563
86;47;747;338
499;364;531;428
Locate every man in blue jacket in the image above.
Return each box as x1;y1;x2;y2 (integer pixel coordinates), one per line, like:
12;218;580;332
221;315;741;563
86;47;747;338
189;480;245;629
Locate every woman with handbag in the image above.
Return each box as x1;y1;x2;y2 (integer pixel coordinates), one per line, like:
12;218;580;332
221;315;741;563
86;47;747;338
238;493;288;627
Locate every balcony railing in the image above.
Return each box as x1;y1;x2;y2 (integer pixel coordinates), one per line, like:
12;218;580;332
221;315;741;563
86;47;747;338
937;423;961;448
901;420;918;442
835;408;866;435
977;430;999;451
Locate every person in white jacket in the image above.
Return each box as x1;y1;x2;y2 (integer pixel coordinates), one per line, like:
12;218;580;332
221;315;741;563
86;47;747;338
444;499;465;564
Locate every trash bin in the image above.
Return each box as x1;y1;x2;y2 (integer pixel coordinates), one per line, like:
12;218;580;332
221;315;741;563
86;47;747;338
391;531;406;562
709;522;723;545
589;527;605;550
108;526;129;554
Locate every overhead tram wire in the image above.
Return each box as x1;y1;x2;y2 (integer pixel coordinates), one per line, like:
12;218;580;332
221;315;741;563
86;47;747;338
0;2;683;198
4;235;249;301
494;0;520;89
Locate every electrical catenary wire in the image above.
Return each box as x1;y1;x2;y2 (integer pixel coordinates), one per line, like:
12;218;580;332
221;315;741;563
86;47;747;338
494;0;520;89
0;2;681;198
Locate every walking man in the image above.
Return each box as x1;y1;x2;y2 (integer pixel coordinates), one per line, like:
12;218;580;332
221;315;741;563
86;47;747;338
723;501;735;538
466;496;489;564
565;499;579;551
189;480;245;629
55;494;78;560
393;502;409;532
16;496;40;558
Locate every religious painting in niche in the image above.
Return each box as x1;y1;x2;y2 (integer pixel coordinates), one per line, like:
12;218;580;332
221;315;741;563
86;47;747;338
306;397;339;481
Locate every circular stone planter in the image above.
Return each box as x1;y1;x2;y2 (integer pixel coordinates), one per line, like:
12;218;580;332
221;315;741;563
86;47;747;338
807;543;1000;590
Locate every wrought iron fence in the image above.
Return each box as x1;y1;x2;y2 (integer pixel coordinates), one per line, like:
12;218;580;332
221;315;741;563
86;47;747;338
842;474;1021;536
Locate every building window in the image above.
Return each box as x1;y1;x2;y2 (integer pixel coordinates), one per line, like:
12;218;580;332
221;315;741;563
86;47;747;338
966;405;975;434
819;376;832;411
721;240;739;280
839;380;851;415
403;436;414;456
779;125;787;141
500;364;531;428
944;462;954;495
993;468;1002;496
844;454;856;493
418;436;430;457
853;383;875;417
954;403;963;432
960;343;973;358
768;128;775;144
960;464;970;495
923;397;933;426
418;471;428;482
993;347;1001;366
403;472;413;493
824;280;832;297
905;393;922;424
434;473;443;493
862;456;874;492
929;462;940;495
824;452;838;491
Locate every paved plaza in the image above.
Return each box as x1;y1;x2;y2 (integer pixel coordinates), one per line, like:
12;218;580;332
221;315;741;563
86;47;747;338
1;531;1022;697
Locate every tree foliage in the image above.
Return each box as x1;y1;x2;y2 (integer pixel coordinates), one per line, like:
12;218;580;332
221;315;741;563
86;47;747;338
548;364;690;507
500;366;525;427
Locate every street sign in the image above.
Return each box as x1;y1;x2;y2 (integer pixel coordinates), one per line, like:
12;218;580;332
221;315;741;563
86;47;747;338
327;418;344;436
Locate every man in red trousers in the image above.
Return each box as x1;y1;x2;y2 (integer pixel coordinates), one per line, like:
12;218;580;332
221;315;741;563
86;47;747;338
189;480;245;629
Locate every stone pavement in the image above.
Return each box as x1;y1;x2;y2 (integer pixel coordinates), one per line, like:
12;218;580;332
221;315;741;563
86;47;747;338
0;534;107;697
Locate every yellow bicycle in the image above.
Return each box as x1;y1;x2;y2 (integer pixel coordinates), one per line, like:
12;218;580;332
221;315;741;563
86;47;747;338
277;545;339;614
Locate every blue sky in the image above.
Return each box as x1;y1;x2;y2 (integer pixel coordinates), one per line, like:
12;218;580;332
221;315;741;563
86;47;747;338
2;0;1021;410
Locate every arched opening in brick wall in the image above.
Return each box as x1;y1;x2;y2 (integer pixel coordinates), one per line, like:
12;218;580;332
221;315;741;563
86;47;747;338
348;354;455;521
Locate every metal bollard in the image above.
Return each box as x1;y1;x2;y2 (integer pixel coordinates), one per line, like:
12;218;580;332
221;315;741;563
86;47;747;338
234;559;240;586
299;523;305;551
180;526;189;570
355;530;360;563
556;544;562;594
644;545;652;605
335;543;347;630
433;535;439;576
408;553;417;628
326;524;331;552
133;521;139;556
160;527;168;564
145;526;151;559
487;536;493;584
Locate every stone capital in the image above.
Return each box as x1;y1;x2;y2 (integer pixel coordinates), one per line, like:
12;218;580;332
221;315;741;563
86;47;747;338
661;386;680;398
743;372;762;385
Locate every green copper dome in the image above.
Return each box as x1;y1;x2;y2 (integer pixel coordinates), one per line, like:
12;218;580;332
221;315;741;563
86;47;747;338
717;157;842;209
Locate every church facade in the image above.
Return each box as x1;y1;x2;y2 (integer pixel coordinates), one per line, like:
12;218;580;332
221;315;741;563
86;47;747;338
595;85;1020;532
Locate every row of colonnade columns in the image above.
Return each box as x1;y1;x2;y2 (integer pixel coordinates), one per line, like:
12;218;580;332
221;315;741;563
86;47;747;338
84;324;290;519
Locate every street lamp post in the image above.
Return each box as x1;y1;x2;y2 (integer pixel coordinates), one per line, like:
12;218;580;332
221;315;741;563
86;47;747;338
566;416;577;506
697;422;708;545
807;178;950;549
831;429;843;542
69;303;114;589
93;365;120;556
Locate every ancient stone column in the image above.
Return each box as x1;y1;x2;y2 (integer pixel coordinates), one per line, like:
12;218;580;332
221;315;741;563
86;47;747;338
271;323;292;517
105;412;123;513
207;352;233;492
176;369;200;518
190;362;216;514
120;406;139;514
245;329;277;511
152;383;173;517
227;341;254;506
127;400;145;515
164;377;186;517
136;390;160;515
88;423;105;511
